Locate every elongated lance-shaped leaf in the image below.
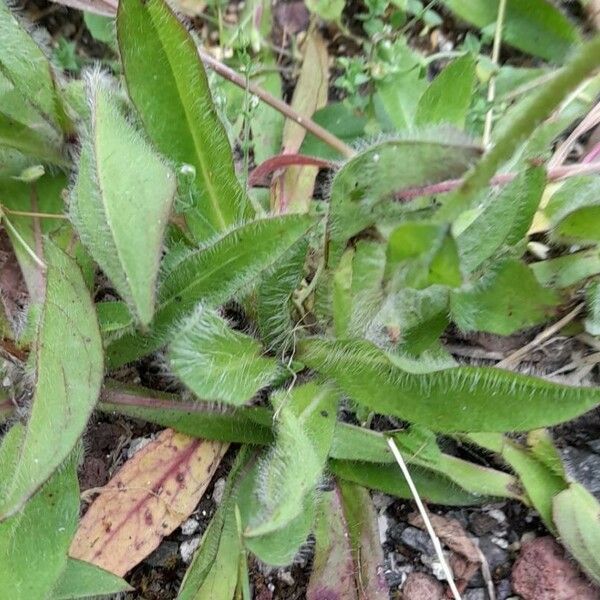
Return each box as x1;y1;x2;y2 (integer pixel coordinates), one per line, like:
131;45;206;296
415;54;476;129
51;559;133;599
245;381;338;539
117;0;251;241
466;431;567;531
553;483;600;584
0;435;79;599
331;424;521;500
256;239;308;352
333;240;386;338
330;460;486;505
297;338;600;432
106;214;314;368
0;0;63;127
457;167;546;273
308;486;359;600
70;74;176;326
100;384;522;501
178;447;252;599
100;384;274;444
326;133;481;268
338;481;389;600
0;242;103;519
170;306;281;405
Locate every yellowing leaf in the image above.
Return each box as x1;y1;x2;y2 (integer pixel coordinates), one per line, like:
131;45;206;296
70;429;227;576
275;30;329;214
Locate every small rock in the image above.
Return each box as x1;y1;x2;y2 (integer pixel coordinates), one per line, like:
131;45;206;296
180;536;201;564
401;572;444;600
372;492;394;511
463;589;488;600
400;527;435;555
378;513;389;545
496;578;512;600
181;517;200;536
146;541;179;568
469;512;501;536
512;536;599;600
487;508;506;524
127;436;153;459
561;447;600;498
479;536;509;573
212;477;226;504
277;569;295;586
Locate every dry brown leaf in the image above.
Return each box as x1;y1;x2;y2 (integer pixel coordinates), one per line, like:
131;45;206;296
408;512;481;591
273;29;329;213
69;428;227;576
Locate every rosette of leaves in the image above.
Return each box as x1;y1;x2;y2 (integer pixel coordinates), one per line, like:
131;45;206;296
2;0;600;596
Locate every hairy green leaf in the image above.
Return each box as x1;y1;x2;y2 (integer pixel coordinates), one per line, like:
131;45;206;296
451;258;560;335
457;167;545;272
554;483;600;584
0;111;64;165
308;487;359;600
52;559;133;599
298;338;600;432
0;440;79;599
0;0;62;125
245;382;337;539
326;134;481;267
100;385;520;499
117;0;251;241
585;280;600;335
0;242;103;519
333;241;386;338
546;175;600;244
368;286;449;352
100;385;274;445
338;482;389;600
256;239;307;352
70;75;175;325
470;432;567;531
178;448;251;599
387;222;461;289
415;54;476;129
330;460;486;505
106;214;314;367
442;0;580;62
237;462;316;565
532;249;600;289
170;306;281;405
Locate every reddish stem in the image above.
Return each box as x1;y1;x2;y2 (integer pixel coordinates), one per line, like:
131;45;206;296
248;154;334;186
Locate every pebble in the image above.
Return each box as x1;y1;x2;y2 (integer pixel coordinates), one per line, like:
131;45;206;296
560;446;600;498
463;589;488;600
479;536;509;571
180;536;201;564
400;526;435;555
377;514;389;545
126;436;153;459
212;477;226;504
181;518;200;536
277;569;295;586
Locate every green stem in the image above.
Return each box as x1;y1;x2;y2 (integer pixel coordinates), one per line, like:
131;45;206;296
437;34;600;222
